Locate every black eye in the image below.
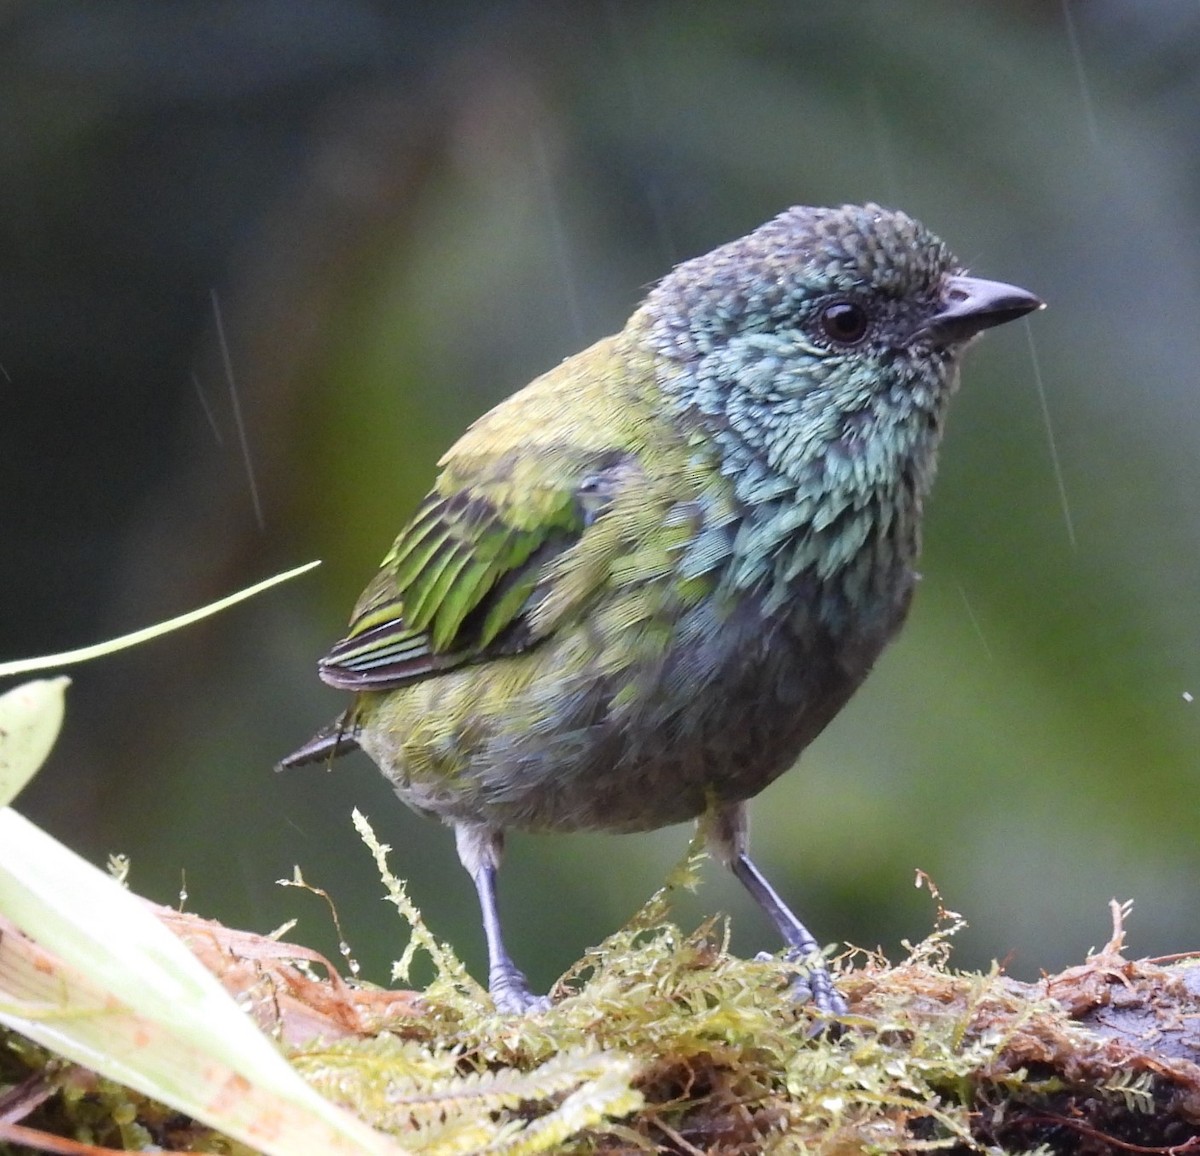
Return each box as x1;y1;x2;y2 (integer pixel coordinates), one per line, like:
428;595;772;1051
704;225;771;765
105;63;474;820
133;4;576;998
818;300;869;345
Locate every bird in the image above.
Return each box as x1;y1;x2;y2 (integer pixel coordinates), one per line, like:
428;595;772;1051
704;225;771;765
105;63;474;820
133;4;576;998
280;203;1041;1016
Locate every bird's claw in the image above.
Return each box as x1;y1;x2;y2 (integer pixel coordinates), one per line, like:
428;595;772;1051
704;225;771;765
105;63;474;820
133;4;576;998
489;964;552;1014
779;946;848;1023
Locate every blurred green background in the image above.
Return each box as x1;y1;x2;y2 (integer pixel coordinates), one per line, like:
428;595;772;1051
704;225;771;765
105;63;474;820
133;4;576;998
3;1;1199;995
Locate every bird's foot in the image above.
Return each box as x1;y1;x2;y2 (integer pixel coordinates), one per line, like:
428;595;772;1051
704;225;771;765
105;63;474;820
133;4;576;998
759;948;848;1022
488;962;551;1014
728;850;846;1022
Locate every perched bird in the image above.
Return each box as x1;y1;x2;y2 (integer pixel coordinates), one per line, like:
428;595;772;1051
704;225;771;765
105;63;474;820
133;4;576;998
281;203;1041;1015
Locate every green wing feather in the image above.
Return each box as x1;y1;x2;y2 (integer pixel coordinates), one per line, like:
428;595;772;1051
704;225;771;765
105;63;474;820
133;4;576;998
316;330;709;693
318;461;596;691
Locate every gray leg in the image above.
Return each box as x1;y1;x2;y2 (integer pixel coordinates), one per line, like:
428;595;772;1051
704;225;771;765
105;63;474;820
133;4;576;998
709;804;847;1017
454;822;546;1013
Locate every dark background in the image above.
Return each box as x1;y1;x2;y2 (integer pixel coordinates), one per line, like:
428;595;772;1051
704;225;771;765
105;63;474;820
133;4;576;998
4;1;1199;995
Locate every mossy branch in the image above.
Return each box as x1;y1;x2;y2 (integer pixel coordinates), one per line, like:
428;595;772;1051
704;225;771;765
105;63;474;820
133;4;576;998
5;824;1200;1155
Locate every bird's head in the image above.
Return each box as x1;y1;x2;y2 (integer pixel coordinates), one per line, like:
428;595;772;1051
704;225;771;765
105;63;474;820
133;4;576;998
641;203;1041;484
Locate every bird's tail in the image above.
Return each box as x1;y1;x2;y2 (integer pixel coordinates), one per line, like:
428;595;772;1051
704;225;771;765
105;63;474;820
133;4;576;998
276;712;360;771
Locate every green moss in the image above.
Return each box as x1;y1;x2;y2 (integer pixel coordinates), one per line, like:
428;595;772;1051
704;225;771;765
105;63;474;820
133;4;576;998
3;824;1198;1154
281;818;1054;1154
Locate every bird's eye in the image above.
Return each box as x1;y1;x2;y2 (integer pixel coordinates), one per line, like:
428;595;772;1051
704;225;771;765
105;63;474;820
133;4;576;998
818;300;869;346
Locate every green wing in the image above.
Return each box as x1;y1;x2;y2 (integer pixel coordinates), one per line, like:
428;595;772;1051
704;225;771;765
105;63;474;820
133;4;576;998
317;329;714;692
318;454;621;692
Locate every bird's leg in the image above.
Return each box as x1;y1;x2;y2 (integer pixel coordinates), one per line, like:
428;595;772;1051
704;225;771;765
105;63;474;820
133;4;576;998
453;822;547;1013
708;803;847;1017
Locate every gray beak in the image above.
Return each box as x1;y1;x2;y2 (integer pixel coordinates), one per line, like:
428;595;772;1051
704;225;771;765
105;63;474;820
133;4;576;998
916;275;1043;345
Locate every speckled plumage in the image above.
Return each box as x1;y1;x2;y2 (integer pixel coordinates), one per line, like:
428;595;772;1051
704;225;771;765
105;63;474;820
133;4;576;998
283;203;1041;1014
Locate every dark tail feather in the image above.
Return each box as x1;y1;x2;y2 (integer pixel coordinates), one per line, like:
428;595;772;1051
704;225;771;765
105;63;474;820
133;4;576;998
276;714;360;771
